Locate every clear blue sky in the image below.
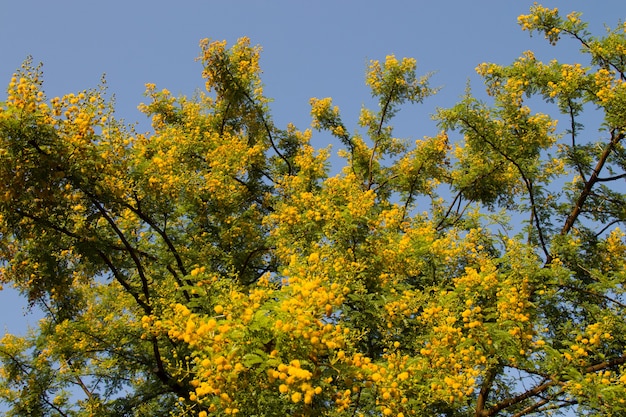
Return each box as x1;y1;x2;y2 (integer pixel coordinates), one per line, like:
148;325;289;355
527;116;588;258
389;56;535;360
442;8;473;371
0;0;624;405
2;1;623;136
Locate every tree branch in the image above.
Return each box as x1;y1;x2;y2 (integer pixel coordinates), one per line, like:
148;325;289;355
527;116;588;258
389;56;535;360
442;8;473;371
561;130;624;235
462;118;552;261
478;378;557;417
89;198;152;308
368;83;396;190
124;197;187;277
475;365;498;416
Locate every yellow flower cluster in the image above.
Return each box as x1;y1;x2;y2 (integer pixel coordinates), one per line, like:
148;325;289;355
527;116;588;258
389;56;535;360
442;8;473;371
365;55;417;96
518;11;542;32
454;264;498;294
383;291;419;328
6;76;41;113
566;11;582;26
309;96;347;140
144;297;252;413
275;283;347;351
595;68;626;108
600;228;626;272
562;322;615;365
497;277;532;324
292;143;330;185
143;255;359;415
4;62;48;116
268;360;322;405
366;353;414;416
415;292;487;402
199;37;265;102
518;5;561;44
559;63;587;92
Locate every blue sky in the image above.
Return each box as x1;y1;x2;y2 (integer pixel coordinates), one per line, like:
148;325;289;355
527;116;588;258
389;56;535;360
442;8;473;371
2;1;623;136
0;0;624;405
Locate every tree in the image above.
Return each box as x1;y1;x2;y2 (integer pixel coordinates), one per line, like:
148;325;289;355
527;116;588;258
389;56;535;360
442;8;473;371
1;4;625;416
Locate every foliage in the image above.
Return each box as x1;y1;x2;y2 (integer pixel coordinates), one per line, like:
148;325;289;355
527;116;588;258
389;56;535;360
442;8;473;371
1;5;626;416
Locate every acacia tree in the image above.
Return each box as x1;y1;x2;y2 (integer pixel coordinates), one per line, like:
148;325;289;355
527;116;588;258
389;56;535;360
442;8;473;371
1;5;626;416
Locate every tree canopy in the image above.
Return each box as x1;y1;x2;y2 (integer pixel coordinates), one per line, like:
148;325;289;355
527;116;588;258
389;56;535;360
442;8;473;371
1;4;626;416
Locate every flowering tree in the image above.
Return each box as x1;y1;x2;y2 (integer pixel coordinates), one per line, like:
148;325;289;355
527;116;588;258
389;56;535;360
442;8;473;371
1;5;626;416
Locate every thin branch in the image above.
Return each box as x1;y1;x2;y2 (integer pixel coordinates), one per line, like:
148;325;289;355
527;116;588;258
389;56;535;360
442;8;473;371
511;396;578;417
124;197;187;277
584;354;626;374
435;161;506;231
14;207;160;312
567;98;587;184
368;84;396;189
478;378;556;417
562;28;626;81
0;347;71;417
89;198;151;308
42;393;71;417
435;189;464;231
559;283;626;309
399;174;419;224
594;218;623;238
479;355;626;416
350;388;363;417
95;249;151;314
165;264;191;302
462;119;552;261
597;172;626;182
561;130;624;235
65;358;97;403
149;335;187;399
14;209;84;242
511;397;549;417
224;64;292;177
238;246;270;281
218;100;232;137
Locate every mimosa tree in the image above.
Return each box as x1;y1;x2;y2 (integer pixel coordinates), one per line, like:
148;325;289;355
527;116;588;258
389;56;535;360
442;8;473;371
1;5;625;416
